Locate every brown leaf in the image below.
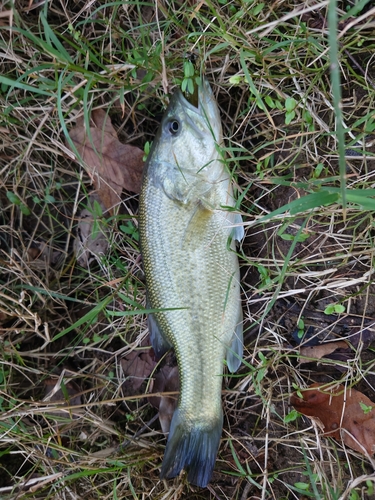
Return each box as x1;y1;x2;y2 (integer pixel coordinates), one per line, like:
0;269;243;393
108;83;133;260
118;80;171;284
73;193;109;267
68;109;144;211
299;340;348;364
121;346;157;395
348;327;375;349
27;246;41;260
291;383;375;455
26;241;62;266
148;365;179;433
44;378;82;421
0;311;14;325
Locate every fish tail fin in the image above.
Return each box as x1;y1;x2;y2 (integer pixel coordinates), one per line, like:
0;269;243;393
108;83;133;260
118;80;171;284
160;408;223;488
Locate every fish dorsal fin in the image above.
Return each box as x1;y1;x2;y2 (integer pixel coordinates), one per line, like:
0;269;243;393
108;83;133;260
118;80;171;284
226;310;243;373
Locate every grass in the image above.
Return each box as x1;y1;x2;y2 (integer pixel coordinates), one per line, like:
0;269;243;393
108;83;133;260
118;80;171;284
1;0;375;498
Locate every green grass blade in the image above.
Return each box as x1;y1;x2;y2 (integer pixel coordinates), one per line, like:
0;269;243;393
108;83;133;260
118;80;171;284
39;12;73;64
328;0;347;210
240;49;268;115
11;27;72;64
340;0;372;20
258;191;339;223
345;194;375;210
53;295;114;341
0;75;53;97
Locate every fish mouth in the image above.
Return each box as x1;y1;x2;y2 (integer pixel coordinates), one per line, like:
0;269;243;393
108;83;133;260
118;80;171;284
183;78;199;108
177;78;222;140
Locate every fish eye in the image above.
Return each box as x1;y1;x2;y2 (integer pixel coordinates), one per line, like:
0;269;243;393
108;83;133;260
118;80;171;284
167;119;180;135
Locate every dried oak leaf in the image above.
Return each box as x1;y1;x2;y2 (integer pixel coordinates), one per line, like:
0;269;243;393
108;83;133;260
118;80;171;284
299;340;348;364
26;241;62;265
44;378;82;421
291;383;375;455
68;109;144;211
73;193;109;267
121;344;157;396
148;364;179;433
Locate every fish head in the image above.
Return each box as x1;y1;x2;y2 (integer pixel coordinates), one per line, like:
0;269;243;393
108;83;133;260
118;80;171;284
147;78;224;201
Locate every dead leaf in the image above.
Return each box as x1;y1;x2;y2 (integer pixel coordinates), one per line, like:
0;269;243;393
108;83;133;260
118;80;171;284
148;364;179;433
44;378;82;420
73;193;109;267
68;109;144;211
348;327;375;349
299;340;348;364
121;337;179;432
27;246;41;260
291;383;375;455
26;241;61;266
0;311;14;326
121;345;157;395
0;10;13;25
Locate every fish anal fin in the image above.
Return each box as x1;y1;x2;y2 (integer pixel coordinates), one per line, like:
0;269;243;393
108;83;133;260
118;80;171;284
148;312;172;359
160;408;223;488
226;315;243;373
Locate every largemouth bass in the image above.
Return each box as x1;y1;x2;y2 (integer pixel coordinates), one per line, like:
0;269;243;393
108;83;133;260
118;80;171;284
139;78;243;487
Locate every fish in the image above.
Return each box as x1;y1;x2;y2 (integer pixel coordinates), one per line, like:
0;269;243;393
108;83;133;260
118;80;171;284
138;77;243;488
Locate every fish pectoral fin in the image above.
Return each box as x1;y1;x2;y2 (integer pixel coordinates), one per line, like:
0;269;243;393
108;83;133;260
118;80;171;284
148;312;172;359
226;316;243;373
223;209;244;243
180;201;213;249
230;212;244;242
160;408;223;488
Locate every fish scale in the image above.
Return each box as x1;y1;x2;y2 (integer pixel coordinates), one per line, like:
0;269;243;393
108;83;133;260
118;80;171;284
139;78;243;487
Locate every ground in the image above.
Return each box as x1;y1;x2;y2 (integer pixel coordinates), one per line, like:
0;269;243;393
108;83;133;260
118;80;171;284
1;1;375;499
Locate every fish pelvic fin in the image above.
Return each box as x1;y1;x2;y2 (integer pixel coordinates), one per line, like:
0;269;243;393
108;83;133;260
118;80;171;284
146;296;172;358
226;311;243;373
160;408;223;488
147;312;172;359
